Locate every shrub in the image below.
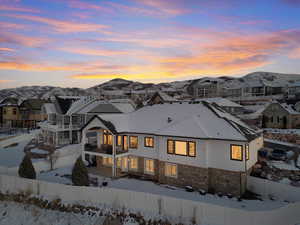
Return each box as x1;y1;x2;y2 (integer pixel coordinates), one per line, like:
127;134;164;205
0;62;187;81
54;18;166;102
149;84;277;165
72;156;89;186
18;154;36;179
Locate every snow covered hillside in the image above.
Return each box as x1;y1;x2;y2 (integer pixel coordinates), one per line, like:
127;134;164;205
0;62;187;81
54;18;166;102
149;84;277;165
1;71;300;99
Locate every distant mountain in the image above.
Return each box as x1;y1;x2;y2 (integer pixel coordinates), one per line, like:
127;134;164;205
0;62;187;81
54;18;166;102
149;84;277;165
1;72;300;100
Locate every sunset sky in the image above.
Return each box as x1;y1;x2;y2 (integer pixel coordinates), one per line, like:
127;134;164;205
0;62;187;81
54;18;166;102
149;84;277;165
0;0;300;89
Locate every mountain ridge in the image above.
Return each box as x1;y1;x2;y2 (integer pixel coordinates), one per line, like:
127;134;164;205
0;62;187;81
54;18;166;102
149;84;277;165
1;71;300;99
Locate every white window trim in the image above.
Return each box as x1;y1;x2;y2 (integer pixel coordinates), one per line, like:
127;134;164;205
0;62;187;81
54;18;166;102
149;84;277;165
144;158;155;175
165;162;178;178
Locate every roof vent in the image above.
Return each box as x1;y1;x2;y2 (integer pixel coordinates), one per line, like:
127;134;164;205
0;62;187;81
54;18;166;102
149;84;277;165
167;117;172;123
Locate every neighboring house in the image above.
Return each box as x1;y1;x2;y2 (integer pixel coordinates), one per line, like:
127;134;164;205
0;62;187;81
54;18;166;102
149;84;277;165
288;81;300;98
261;102;300;129
40;96;135;147
0;97;20;127
146;91;178;105
19;99;48;128
81;102;263;196
194;97;244;115
187;78;223;98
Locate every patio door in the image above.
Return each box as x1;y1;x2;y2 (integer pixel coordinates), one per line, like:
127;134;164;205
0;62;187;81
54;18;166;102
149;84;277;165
121;157;128;172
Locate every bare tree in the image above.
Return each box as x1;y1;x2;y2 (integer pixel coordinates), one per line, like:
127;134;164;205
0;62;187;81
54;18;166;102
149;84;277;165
47;148;59;170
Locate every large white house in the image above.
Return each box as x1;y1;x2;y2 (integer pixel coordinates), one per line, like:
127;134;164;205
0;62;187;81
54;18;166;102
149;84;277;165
81;101;263;196
40;96;135;147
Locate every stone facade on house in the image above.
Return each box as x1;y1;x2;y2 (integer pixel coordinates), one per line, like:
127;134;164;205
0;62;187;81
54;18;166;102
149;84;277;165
91;155;250;196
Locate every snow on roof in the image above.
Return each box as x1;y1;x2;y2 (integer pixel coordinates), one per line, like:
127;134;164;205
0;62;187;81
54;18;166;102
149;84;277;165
68;98;136;115
43;103;57;114
96;102;259;141
66;96;97;115
196;98;242;108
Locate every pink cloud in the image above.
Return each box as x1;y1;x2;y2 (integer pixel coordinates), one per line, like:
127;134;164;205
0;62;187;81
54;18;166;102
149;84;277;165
0;31;51;47
0;4;39;13
59;47;128;56
8;14;109;33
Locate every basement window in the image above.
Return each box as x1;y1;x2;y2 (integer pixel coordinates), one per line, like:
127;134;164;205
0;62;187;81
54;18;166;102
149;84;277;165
230;145;243;161
129;157;138;170
144;159;155;175
165;163;177;178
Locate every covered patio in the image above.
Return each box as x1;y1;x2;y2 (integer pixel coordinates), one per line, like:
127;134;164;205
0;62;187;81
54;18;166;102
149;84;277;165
81;116;130;178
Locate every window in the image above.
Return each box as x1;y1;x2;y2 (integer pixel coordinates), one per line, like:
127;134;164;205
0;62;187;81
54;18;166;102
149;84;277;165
144;137;154;148
123;135;128;150
144;159;155;174
117;135;122;146
188;142;196;157
122;157;128;169
129;157;138;170
277;116;280;123
117;157;122;168
129;136;138;149
3;108;6;115
167;140;175;154
102;157;112;166
13;108;17;115
231;145;243;161
245;145;249;161
165;163;177;178
103;130;112;145
167;140;196;157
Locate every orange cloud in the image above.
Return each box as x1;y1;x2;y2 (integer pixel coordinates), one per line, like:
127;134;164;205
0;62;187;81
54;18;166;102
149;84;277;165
0;61;80;72
0;47;15;52
8;14;109;33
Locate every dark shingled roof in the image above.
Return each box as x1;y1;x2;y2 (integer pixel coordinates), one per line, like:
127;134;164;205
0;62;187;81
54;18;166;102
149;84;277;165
80;115;117;134
20;99;48;110
55;96;76;115
89;104;121;113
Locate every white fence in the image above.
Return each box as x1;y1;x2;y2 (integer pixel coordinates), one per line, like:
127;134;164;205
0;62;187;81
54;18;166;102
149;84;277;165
247;176;300;202
0;174;299;225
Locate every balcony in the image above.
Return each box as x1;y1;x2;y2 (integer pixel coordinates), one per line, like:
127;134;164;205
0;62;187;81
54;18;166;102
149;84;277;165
84;143;128;155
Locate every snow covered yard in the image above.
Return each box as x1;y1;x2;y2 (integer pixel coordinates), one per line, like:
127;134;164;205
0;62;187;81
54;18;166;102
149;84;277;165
0;201;103;225
0;136;33;167
36;166;289;211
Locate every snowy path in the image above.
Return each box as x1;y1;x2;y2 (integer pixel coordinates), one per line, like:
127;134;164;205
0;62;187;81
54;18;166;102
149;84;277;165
0;201;104;225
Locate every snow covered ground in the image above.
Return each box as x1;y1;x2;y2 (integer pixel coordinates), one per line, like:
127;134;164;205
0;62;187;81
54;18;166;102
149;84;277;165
37;166;288;211
0;201;104;225
0;136;32;167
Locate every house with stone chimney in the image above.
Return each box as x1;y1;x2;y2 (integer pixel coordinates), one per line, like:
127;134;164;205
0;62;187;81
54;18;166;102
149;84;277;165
81;101;263;196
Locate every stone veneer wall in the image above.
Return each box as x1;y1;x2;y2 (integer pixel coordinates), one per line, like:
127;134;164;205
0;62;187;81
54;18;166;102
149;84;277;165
158;161;209;191
94;156;246;196
208;168;245;196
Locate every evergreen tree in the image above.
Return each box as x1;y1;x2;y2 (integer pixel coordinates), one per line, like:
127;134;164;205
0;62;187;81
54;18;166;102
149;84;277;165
72;156;89;186
18;154;36;179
